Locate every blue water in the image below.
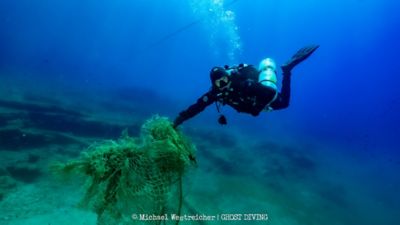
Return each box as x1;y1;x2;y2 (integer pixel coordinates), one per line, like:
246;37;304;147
1;0;399;224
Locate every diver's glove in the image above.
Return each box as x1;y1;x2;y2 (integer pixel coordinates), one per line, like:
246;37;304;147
281;45;319;74
173;116;184;129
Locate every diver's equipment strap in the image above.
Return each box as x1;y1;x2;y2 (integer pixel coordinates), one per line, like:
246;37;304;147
263;90;279;112
215;101;228;125
215;101;221;113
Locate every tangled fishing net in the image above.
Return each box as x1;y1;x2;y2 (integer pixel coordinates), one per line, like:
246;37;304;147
52;116;196;225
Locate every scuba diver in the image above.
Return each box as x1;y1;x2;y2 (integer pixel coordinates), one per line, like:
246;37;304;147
173;45;319;128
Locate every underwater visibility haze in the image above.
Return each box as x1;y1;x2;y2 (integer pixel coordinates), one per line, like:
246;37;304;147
0;0;399;224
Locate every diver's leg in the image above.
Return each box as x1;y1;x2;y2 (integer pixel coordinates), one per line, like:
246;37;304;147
279;71;291;107
267;71;291;110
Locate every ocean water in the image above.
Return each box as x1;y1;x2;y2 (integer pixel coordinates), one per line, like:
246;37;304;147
0;0;399;224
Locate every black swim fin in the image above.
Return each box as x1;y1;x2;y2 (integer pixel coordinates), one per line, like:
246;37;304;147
281;45;319;73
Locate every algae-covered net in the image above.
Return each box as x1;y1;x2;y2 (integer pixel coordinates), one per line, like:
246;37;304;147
53;116;196;225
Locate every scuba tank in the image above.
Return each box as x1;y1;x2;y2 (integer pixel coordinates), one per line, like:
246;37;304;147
258;58;278;92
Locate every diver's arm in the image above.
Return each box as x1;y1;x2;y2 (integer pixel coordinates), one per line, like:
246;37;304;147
173;90;216;128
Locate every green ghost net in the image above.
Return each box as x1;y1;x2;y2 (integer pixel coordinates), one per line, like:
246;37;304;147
53;116;196;225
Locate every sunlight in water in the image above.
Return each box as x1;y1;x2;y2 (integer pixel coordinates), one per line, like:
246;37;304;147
190;0;242;62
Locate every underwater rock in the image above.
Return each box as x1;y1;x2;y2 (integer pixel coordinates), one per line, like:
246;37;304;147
0;99;83;117
0;167;7;176
0;116;7;127
0;172;18;201
187;128;237;148
27;153;40;163
285;147;316;172
317;184;349;207
197;144;239;174
27;111;126;138
0;129;80;151
253;141;281;153
0;129;48;150
0;98;140;142
6;164;42;183
255;141;317;181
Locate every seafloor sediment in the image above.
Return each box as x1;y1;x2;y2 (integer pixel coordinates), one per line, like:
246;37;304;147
0;81;397;225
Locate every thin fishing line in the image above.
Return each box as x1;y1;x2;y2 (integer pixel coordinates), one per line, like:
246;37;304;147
143;0;241;52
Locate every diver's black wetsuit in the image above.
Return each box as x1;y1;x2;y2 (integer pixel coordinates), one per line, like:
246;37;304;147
174;64;291;127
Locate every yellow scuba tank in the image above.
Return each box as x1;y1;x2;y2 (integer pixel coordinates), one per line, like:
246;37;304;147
258;58;278;91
